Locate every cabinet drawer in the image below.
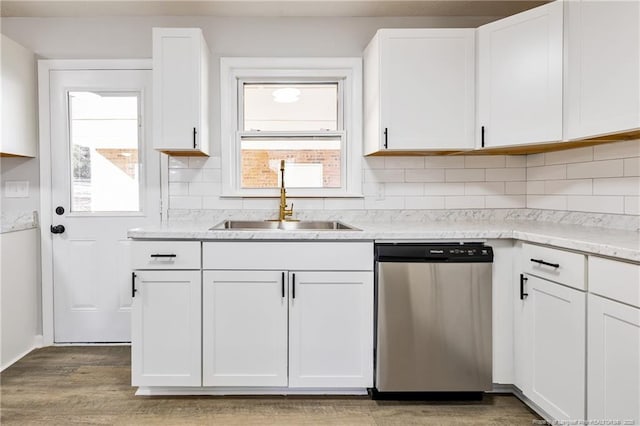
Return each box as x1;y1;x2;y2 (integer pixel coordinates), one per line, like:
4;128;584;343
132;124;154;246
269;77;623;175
203;242;373;271
522;243;586;290
589;256;640;308
132;241;201;270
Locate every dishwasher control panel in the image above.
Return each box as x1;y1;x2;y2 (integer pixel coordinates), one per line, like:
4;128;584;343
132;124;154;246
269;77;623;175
375;243;493;263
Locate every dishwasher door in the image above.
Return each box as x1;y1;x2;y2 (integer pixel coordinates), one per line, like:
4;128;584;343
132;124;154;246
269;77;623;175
375;262;492;392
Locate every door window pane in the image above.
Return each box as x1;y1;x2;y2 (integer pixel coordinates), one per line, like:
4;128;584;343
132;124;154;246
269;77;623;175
240;137;341;189
68;91;140;212
243;83;338;131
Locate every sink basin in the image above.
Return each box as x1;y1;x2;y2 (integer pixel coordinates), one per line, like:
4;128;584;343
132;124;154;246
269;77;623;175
210;220;360;231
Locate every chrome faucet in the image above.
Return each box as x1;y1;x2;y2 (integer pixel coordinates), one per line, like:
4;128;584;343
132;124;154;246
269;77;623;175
278;160;294;221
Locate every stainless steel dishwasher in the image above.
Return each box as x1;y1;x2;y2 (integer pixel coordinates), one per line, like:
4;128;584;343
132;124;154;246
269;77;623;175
374;242;493;395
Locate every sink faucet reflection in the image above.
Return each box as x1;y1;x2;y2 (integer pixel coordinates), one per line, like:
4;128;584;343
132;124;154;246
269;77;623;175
277;160;295;221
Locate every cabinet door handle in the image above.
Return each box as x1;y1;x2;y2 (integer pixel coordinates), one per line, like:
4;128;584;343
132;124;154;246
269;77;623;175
292;273;296;299
150;254;177;258
530;258;559;268
519;274;528;300
281;272;285;298
383;128;388;149
193;127;197;149
132;272;137;298
481;126;485;148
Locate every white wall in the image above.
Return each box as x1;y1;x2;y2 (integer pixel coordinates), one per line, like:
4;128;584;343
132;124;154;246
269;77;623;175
0;228;40;371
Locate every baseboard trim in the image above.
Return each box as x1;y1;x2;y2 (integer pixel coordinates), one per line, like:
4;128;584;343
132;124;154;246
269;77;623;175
0;335;42;372
135;387;369;396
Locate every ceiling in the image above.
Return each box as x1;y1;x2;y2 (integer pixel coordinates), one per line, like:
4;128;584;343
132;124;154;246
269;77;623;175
1;0;550;18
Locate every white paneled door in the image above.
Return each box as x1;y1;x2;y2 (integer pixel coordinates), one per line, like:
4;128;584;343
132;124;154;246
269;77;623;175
49;69;160;342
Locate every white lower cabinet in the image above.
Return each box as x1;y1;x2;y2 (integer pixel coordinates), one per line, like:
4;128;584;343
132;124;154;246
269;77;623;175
131;270;202;387
202;270;288;387
288;271;373;388
524;275;586;421
588;294;640;424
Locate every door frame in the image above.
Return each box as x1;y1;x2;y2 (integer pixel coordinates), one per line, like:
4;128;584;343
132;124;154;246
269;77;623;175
38;59;169;345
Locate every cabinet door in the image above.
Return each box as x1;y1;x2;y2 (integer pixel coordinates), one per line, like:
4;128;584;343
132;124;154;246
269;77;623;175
152;28;209;155
477;1;563;147
588;294;640;424
131;270;201;387
202;270;288;387
288;271;373;388
565;0;640;140
524;275;586;421
378;29;475;151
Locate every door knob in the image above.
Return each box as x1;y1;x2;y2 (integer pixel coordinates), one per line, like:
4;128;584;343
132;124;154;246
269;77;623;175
50;224;66;234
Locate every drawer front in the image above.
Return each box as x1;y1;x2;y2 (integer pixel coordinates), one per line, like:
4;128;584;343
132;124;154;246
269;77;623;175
522;243;586;290
132;241;201;270
589;256;640;308
203;242;373;271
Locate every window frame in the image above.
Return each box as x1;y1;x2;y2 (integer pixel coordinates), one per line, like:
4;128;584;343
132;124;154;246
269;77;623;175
220;57;363;198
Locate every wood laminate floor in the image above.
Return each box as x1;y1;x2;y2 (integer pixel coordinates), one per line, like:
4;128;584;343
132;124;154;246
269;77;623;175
1;346;541;425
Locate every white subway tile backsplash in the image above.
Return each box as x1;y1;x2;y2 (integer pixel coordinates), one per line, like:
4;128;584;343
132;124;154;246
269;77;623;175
365;197;405;210
593;139;640;160
624;157;640;176
486;168;526;182
423;157;465;168
527;164;567;181
287;198;325;210
506;155;527;168
527;153;545;167
464;182;505;195
624;197;640;215
485;195;526;209
385;157;424;169
464;155;506;169
189;156;221;169
544;146;593;165
506;181;526;195
445;169;485;182
202;197;243;210
169;168;203;182
169;182;189;196
544;179;592;195
364;169;404;183
423;183;465;196
169;157;190;168
324;198;365;210
170;196;202;209
362;157;386;170
567;195;624;214
445;196;485;209
527;195;568;210
202;169;222;183
405;169;445;182
566;159;624;179
405;196;446;210
189;182;221;196
526;181;545;195
384;183;424;196
593;177;640;196
242;198;279;210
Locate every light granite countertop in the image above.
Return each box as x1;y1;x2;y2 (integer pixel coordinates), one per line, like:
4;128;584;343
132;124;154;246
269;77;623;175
0;211;38;234
128;220;640;263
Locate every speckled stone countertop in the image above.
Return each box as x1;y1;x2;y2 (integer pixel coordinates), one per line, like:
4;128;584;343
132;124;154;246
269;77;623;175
128;219;640;263
0;211;38;234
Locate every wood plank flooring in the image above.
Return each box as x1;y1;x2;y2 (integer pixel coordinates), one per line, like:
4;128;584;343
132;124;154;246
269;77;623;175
1;346;541;425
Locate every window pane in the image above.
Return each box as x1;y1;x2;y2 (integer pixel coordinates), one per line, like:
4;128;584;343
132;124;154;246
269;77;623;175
241;137;341;188
243;83;338;131
69;91;140;212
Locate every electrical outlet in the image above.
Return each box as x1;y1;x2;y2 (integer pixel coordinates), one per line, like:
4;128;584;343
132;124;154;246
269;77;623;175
4;181;29;198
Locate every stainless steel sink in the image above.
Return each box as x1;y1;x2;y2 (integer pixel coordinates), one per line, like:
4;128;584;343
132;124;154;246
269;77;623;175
210;220;360;231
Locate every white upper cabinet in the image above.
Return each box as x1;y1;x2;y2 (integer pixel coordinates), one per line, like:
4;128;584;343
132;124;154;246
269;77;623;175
565;0;640;140
363;29;476;154
477;1;563;148
1;35;37;158
152;28;210;156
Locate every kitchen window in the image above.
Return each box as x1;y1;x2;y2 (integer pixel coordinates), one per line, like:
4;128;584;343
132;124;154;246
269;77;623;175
220;58;362;197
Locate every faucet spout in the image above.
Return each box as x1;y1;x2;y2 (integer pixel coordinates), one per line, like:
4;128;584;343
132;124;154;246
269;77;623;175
278;160;294;221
